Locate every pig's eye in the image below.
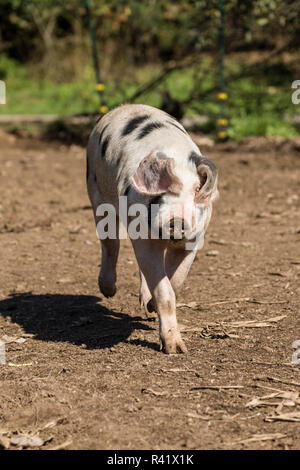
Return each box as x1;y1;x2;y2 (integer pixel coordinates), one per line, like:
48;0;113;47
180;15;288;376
195;186;201;193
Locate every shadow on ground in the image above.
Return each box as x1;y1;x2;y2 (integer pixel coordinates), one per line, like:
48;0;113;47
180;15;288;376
0;292;158;351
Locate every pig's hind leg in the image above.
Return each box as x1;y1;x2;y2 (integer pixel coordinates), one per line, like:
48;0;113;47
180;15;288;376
98;231;119;298
139;270;157;320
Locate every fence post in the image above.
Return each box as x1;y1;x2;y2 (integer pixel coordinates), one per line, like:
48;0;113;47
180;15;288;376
84;0;108;114
217;0;228;140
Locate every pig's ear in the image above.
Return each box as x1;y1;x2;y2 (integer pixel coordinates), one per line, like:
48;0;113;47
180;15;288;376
190;152;218;199
132;153;182;196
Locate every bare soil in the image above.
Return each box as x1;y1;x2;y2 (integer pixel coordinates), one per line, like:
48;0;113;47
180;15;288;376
0;130;299;450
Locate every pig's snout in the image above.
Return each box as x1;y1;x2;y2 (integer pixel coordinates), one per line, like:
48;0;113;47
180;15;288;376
167;217;190;240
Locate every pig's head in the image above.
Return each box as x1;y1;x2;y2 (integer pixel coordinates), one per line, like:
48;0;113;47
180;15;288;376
131;150;218;247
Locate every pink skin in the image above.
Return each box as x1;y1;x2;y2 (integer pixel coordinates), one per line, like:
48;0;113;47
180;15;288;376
88;151;217;354
87;104;218;355
165;200;196;235
131;153;215;353
132;238;187;354
138;241;197;352
139;245;196;312
132;152;182;196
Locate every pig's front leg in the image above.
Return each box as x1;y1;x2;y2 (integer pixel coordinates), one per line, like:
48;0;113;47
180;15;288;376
165;246;197;294
132;239;187;354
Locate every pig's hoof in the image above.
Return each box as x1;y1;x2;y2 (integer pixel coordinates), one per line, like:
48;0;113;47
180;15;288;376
145;299;157;320
161;332;187;354
98;277;116;298
147;298;156;313
145;311;157;321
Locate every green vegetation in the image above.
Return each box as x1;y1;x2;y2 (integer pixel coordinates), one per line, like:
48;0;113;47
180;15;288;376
0;0;299;140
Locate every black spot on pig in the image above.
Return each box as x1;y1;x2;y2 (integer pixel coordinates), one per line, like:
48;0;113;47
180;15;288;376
137;122;165;140
101;135;111;159
124;184;131;196
98;124;109;149
189;151;218;192
189;151;217;175
167;120;187;134
122;114;150;136
189;151;203;167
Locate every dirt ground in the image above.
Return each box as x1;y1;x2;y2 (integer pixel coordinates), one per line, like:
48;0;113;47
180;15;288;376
0;129;299;450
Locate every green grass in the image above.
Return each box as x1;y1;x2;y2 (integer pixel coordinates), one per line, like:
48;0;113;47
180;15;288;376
227;115;298;141
0;54;299;140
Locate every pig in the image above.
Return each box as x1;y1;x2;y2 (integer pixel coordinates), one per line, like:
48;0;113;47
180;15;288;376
86;104;218;354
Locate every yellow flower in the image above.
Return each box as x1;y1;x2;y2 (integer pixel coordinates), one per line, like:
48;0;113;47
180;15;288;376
218;92;228;100
218;131;227;139
96;83;105;92
217;118;228;126
99;105;108;114
124;7;131;16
